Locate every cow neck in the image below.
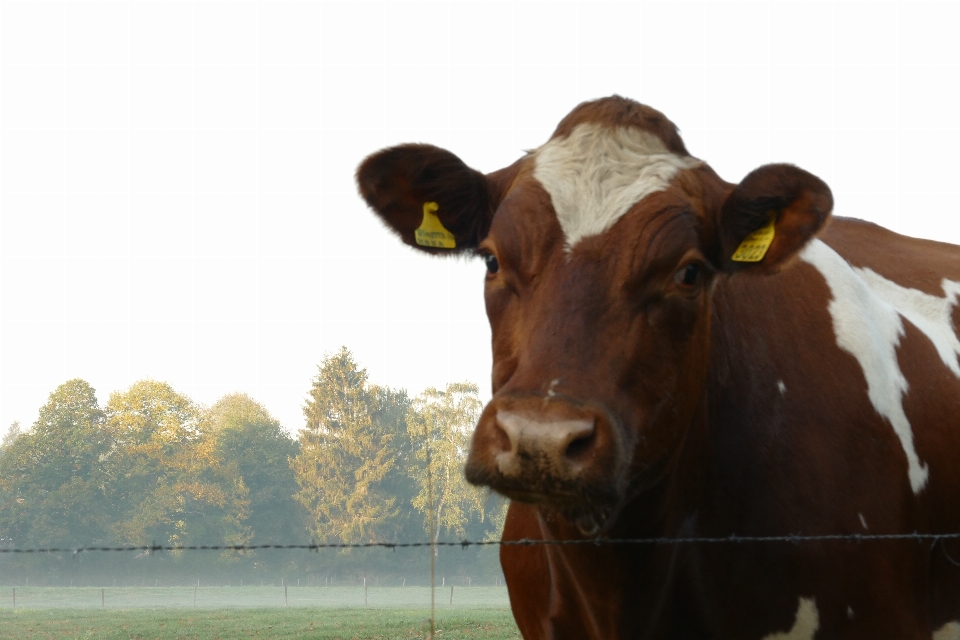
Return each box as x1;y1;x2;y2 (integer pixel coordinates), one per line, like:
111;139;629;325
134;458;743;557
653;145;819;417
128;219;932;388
527;397;713;638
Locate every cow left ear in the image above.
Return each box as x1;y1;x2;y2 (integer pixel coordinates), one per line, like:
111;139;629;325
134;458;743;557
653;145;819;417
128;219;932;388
716;164;833;273
357;144;498;255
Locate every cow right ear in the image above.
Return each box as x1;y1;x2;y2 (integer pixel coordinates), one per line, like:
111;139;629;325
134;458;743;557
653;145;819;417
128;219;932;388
357;144;498;255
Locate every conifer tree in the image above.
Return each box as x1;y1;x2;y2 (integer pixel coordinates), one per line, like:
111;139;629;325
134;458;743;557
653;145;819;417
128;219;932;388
292;347;400;543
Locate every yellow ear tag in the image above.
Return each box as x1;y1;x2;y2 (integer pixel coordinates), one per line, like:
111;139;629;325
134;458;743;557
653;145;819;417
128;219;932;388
414;202;456;249
731;214;777;263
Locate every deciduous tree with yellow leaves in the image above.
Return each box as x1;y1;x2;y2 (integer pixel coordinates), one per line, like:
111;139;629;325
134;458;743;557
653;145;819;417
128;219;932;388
407;382;488;545
105;380;251;550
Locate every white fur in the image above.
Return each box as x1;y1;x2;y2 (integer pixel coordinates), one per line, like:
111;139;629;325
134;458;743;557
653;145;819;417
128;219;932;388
532;123;701;249
762;597;819;640
935;622;960;640
801;239;960;493
801;240;926;492
777;380;787;394
859;513;868;530
854;270;960;376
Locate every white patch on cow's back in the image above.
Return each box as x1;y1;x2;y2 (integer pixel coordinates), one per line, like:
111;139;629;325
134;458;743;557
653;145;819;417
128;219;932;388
532;123;701;249
777;380;787;394
934;621;960;640
853;270;960;376
762;597;819;640
800;239;940;493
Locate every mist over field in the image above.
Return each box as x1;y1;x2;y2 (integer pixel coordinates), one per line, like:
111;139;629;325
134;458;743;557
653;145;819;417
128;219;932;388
0;349;506;589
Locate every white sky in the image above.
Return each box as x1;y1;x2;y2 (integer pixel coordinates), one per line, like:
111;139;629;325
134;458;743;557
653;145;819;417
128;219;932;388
2;1;960;436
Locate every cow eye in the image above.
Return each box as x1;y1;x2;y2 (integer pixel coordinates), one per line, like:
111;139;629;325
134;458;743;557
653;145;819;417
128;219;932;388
674;263;700;287
484;253;499;275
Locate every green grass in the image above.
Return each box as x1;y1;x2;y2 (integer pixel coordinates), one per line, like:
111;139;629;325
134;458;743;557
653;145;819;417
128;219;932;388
0;587;522;639
0;608;521;639
0;586;509;610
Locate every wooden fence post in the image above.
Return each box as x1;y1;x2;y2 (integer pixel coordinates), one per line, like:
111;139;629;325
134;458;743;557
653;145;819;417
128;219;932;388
12;588;15;610
364;577;368;606
101;588;104;609
284;585;288;607
193;583;197;608
450;585;454;605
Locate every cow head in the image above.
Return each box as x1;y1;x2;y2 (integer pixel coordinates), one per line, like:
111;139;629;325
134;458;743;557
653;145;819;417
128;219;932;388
357;97;832;535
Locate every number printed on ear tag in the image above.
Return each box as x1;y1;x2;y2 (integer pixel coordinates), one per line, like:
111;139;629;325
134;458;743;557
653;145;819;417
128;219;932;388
731;214;776;263
415;202;456;249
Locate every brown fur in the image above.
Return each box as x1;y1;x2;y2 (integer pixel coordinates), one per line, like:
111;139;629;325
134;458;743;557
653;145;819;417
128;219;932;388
550;95;689;155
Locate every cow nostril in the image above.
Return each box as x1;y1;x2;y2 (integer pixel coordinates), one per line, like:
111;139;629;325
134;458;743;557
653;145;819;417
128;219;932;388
492;421;512;454
564;430;596;460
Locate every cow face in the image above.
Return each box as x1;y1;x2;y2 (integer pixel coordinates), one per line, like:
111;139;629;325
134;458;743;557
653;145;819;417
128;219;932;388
357;97;832;534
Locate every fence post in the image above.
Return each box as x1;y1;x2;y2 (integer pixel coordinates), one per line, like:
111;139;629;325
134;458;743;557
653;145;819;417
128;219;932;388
364;577;368;606
12;588;14;610
450;585;454;605
193;583;197;608
101;588;104;609
284;585;288;607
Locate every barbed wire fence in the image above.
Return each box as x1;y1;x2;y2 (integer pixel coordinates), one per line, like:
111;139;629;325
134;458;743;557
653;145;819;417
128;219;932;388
4;530;960;555
4;532;960;620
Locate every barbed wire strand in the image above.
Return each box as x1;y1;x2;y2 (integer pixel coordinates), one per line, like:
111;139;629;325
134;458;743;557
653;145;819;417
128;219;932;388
4;531;960;554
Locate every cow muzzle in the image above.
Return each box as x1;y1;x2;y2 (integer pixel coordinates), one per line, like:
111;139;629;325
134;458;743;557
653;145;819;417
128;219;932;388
465;396;628;529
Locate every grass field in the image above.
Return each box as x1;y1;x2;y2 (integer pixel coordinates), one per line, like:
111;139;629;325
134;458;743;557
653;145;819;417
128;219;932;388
0;586;522;639
1;585;510;610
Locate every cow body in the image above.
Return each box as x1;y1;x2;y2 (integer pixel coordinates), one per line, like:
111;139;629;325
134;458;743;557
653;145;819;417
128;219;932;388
357;97;960;639
502;220;960;639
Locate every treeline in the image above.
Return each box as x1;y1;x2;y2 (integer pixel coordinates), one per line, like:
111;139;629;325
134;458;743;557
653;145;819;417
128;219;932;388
0;348;505;586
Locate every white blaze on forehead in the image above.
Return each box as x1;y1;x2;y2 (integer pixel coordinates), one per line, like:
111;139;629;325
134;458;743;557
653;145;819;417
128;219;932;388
801;239;960;494
762;597;819;640
532;123;702;249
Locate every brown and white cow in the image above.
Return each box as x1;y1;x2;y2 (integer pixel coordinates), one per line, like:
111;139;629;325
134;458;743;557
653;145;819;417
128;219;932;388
357;96;960;639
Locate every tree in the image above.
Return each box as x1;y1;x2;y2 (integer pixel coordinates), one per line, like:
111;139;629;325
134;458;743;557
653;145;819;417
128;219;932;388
0;380;113;548
206;394;304;549
292;348;402;544
406;383;488;544
1;421;21;451
105;380;251;549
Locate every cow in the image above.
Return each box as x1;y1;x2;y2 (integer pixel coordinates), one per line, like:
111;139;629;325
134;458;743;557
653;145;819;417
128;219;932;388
356;96;960;639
